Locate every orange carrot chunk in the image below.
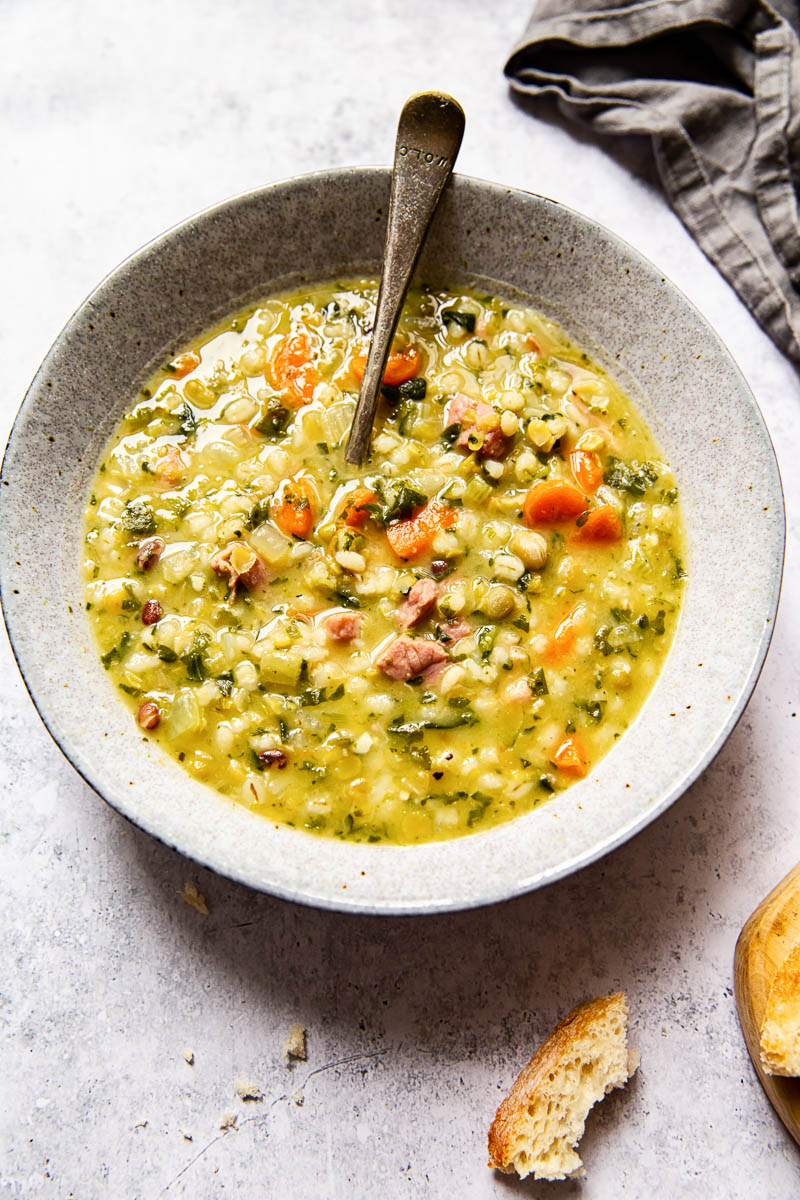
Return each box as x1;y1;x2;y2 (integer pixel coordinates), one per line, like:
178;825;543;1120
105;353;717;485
351;344;421;386
341;488;378;528
551;735;588;777
385;499;457;560
522;479;588;527
569;449;603;493
271;333;319;407
545;603;586;662
168;351;201;379
272;476;316;539
572;505;623;544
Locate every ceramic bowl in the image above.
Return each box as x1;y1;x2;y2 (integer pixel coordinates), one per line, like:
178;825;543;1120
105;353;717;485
0;169;784;914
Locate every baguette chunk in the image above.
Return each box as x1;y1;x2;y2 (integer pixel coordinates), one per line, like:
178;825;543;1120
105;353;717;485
488;992;638;1181
760;941;800;1076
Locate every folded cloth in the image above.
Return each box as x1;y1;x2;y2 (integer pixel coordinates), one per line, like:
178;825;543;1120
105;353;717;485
505;0;800;364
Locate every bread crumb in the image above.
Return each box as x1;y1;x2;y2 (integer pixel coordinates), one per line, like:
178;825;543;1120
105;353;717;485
284;1023;307;1062
235;1078;264;1102
293;1090;304;1107
488;992;638;1181
182;1048;195;1066
180;881;209;915
219;1111;238;1131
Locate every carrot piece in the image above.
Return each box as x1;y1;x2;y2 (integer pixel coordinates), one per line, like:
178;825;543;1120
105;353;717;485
272;476;316;539
572;505;623;544
350;344;421;386
545;603;586;662
271;333;319;407
385;499;457;560
168;351;200;379
522;480;588;527
569;449;603;493
341;488;378;528
551;735;588;777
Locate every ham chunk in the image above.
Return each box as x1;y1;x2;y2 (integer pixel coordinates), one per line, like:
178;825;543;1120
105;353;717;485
377;636;448;682
445;394;512;459
324;612;363;643
397;578;439;629
155;446;186;486
209;541;268;599
437;617;471;644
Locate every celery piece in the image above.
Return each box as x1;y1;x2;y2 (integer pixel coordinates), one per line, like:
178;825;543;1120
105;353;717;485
259;651;304;689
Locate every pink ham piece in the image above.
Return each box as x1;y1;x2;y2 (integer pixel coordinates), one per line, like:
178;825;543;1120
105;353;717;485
438;617;471;644
377;636;448;682
445;394;512;459
209;541;268;599
324;612;363;643
155;446;186;486
397;578;439;629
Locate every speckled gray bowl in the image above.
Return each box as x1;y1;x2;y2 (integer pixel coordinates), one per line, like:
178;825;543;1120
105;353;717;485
0;168;785;913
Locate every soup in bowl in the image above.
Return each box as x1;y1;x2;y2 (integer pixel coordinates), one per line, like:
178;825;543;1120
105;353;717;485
0;169;783;910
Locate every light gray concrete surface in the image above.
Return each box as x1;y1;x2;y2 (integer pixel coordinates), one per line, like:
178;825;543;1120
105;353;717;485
1;2;798;1196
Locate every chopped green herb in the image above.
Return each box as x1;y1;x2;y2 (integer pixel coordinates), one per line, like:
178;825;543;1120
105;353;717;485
603;457;659;496
529;667;548;696
180;630;211;681
245;498;272;530
300;683;345;706
574;698;605;723
367;479;428;526
176;402;197;438
477;625;499;659
121;498;157;536
334;588;361;609
254;396;291;438
388;709;479;739
672;554;688;580
441;308;476;334
215;672;234;697
101;631;132;670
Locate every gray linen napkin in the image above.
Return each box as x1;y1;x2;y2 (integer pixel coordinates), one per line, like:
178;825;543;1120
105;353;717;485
506;0;800;364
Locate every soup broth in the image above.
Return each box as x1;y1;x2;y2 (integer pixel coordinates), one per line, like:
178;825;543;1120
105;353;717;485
83;281;685;844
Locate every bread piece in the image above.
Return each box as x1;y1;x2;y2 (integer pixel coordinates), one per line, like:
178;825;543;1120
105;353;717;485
284;1022;307;1062
760;941;800;1076
488;992;638;1181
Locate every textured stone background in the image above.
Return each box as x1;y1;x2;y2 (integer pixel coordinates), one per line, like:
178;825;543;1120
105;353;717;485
1;2;798;1197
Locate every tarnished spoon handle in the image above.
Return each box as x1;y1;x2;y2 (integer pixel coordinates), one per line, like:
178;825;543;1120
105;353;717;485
345;92;465;466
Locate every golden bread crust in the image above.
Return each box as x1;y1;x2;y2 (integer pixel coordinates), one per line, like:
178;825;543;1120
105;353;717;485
760;941;800;1076
488;992;631;1177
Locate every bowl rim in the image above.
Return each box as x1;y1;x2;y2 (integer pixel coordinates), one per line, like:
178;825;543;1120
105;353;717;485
0;166;786;914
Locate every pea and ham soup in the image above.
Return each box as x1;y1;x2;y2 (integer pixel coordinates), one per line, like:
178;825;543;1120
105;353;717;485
84;282;685;844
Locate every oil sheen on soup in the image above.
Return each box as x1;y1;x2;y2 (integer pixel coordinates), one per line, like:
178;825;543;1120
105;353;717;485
83;281;686;844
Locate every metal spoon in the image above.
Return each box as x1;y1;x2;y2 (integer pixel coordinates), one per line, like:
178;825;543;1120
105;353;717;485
734;862;800;1146
344;91;465;466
